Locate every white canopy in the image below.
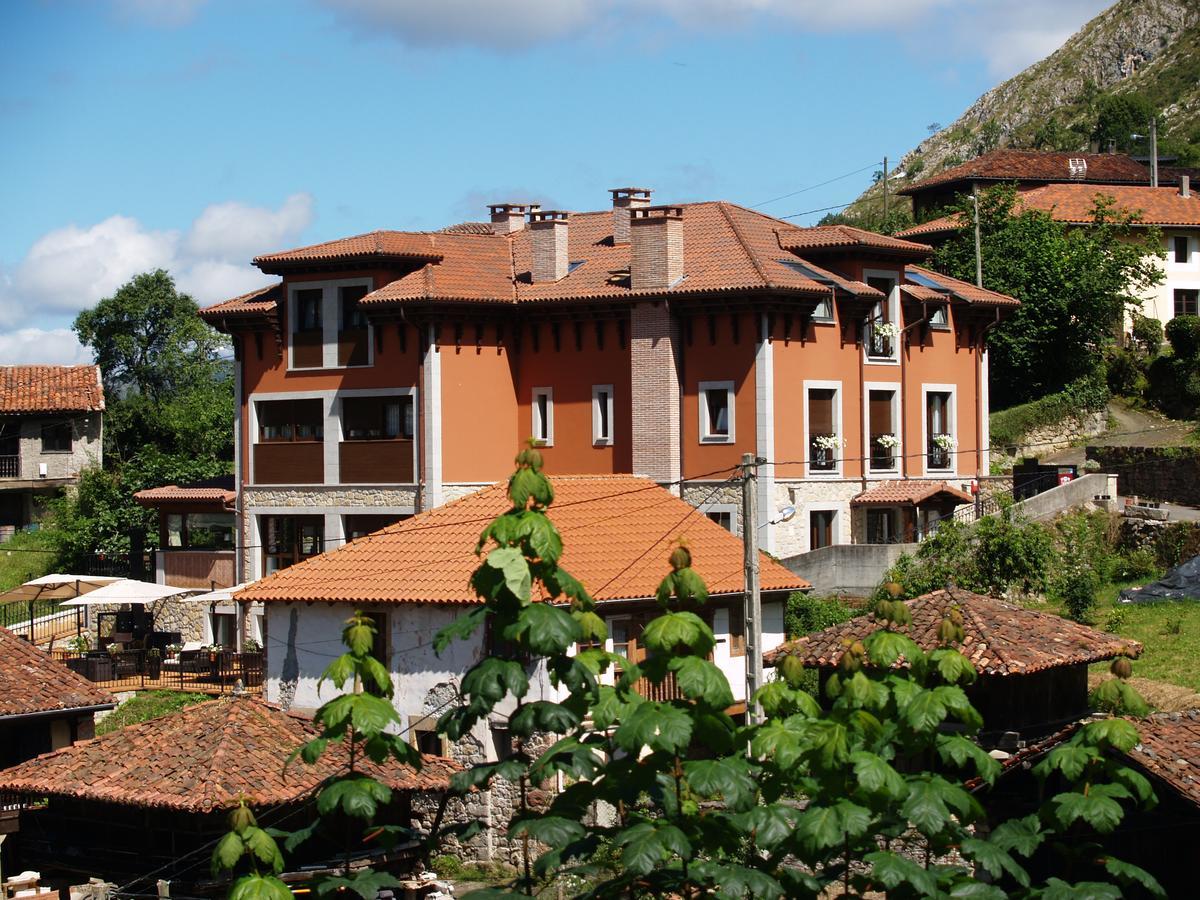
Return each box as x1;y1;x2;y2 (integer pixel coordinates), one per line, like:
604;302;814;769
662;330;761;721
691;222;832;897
61;579;197;606
182;583;251;605
0;574;122;604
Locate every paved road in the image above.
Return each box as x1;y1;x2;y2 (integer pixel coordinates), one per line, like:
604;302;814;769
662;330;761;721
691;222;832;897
1043;401;1195;466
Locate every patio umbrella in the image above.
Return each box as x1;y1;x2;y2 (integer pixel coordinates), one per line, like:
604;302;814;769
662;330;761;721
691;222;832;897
0;573;122;604
60;579;198;606
181;583;251;605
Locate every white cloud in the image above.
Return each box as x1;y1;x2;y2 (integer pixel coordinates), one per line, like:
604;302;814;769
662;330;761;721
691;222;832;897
0;328;91;366
318;0;1106;78
0;193;314;365
184;194;314;262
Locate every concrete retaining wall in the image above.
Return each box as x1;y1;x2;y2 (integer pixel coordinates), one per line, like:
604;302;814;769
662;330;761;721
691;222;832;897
782;542;918;597
1010;473;1119;521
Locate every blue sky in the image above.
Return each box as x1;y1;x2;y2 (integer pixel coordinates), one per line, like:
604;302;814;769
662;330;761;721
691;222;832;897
0;0;1109;363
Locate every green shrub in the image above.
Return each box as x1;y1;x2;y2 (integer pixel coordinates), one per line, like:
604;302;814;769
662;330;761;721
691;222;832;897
974;510;1056;594
784;591;859;638
1131;314;1163;356
1051;512;1113;622
1166;314;1200;360
1112;547;1159;582
1105;346;1147;396
1156;522;1200;569
989;371;1109;450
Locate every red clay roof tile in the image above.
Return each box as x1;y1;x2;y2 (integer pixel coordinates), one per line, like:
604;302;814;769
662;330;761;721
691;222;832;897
898;150;1152;196
196;283;282;321
1125;711;1200;808
237;475;808;605
905;265;1020;307
850;480;973;507
0;696;459;812
763;586;1142;673
254;231;445;270
776;224;933;257
0;626;115;719
0;366;104;415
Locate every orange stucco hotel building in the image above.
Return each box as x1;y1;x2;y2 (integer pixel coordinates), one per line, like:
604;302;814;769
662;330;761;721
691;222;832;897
200;189;1018;582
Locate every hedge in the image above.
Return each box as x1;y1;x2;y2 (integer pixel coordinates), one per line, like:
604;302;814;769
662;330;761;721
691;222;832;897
989;373;1109;451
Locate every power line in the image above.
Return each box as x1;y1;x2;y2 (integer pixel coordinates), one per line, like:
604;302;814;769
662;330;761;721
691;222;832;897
750;163;882;209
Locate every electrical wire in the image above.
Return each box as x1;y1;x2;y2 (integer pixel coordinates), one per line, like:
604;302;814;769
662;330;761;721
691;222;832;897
750;162;883;209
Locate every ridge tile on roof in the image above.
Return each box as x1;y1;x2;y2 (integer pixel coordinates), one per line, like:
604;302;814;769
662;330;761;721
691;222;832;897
898;150;1152;195
763;586;1141;673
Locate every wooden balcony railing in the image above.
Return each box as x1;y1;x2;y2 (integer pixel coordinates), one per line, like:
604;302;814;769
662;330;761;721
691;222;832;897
0;455;18;478
253;441;323;484
630;671;684;703
339;439;414;484
160;549;236;589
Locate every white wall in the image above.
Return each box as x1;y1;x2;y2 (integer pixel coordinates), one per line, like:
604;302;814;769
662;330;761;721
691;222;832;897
16;412;102;480
1141;229;1200;324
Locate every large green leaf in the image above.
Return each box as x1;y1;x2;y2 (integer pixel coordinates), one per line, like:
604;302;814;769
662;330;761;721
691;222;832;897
509;815;586;847
685;758;757;811
901;689;948;733
614;702;693;753
433;607;487;653
314;871;397;900
930;647;977;684
863;851;938;898
485;546;532;602
211;831;243;874
1104;857;1166;898
1081;718;1140;753
691;861;783;899
990;814;1044;857
671;656;734;708
242;826;284;873
865;630;920;668
902;778;951;835
508;603;580;655
1038;878;1122;900
961;837;1030;887
795;801;871;852
1036;743;1098;782
317;776;392;820
642;611;715;656
461;657;530;704
849;751;905;799
619;820;692;875
347;693;403;735
729;805;795;852
508;700;580;736
229;874;294;900
936;734;1001;782
1052;789;1124;833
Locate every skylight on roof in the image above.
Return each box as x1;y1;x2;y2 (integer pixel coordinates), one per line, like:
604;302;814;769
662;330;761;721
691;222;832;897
904;270;952;292
568;260;585;274
777;259;832;283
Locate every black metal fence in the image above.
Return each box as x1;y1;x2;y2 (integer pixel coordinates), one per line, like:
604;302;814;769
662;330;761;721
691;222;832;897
48;649;263;694
0;600;84;645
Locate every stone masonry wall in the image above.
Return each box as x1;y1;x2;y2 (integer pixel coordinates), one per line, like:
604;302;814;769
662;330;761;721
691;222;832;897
630;301;681;483
994;410;1107;466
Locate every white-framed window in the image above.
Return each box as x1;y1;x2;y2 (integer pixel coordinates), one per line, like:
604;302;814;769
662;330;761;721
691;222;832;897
532;387;554;446
929;302;949;329
699;381;735;443
864;382;901;475
287;277;373;371
863;269;900;363
922;384;957;474
1172;235;1191;265
803;380;842;477
592;384;614;446
700;502;738;534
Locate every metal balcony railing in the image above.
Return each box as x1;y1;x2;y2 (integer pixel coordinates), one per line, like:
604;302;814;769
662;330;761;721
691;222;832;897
808;434;838;471
927;441;952;470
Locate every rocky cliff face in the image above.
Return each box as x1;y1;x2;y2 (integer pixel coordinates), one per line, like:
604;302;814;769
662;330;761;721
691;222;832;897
849;0;1200;218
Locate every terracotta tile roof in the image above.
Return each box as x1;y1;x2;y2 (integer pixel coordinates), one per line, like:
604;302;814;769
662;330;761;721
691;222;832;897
898;184;1200;238
134;475;236;509
197;283;282;322
1125;711;1200;808
204;200;1016;314
898;150;1152;196
237;475;808;605
850;480;973;507
900;284;946;302
763;586;1141;672
0;366;104;415
776;224;933;258
0;627;115;719
905;265;1020;307
254;231;445;271
0;696;460;812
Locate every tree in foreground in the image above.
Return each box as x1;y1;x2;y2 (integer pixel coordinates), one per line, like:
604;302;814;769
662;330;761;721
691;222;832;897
432;448;1162;897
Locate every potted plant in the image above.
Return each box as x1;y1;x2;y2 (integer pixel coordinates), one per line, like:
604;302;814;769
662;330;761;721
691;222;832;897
931;432;956;468
812;433;841;468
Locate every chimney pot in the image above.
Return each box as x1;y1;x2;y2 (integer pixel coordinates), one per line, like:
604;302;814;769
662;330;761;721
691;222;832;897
529;210;570;282
1182;175;1191;199
610;187;653;244
489;202;538;235
630;205;684;291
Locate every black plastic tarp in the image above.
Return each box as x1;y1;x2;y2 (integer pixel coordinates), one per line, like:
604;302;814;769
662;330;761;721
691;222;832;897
1119;555;1200;603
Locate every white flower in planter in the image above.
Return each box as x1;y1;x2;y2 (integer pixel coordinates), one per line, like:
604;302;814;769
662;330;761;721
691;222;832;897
873;322;900;340
876;433;899;449
813;434;841;451
932;433;957;451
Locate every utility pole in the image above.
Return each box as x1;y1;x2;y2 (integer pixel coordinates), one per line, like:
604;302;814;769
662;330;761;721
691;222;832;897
971;183;983;288
741;453;763;723
882;156;889;224
1150;117;1159;187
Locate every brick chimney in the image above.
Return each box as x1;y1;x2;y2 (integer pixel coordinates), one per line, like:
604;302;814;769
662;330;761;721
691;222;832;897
529;210;570;282
1182;175;1191;199
489;202;538;235
610;187;652;244
630;205;684;291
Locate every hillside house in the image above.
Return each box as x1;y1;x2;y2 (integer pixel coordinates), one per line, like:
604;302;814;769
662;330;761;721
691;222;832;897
199;188;1020;582
0;366;104;535
234;475;808;763
898;151;1200;327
